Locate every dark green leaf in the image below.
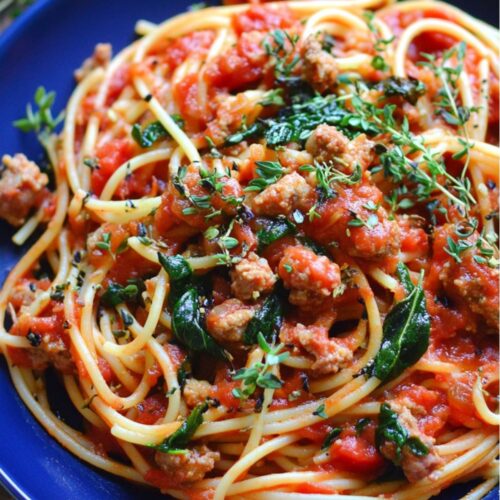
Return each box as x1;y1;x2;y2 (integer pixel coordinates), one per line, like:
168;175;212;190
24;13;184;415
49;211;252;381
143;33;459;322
132;121;169;148
101;282;142;307
375;403;408;462
172;289;229;360
243;291;283;345
156;402;208;453
372;275;430;382
256;216;297;250
396;262;414;295
377;77;426;105
158;253;192;282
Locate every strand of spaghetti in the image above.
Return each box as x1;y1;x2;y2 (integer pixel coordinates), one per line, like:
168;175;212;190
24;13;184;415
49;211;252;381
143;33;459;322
65;269;157;409
224;472;363;496
394;19;491;78
393;433;499;499
243;492;378;500
436;430;488;456
146;338;181;422
301;8;369;39
63;68;104;193
214;434;301;500
100;148;173;200
310;265;382;393
79;264;111;356
63;375;106;428
353;480;406;496
242;350;274;456
11;206;44;245
5;363;144;482
95;313;140;392
474;59;490;142
472;375;500;425
460;478;499;500
102;269;167;356
26;229;71;316
378;0;499;51
0;137;69;349
83;193;162;223
135;19;157;36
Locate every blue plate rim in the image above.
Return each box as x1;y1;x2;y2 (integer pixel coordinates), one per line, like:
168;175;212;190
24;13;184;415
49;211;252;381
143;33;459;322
0;1;497;499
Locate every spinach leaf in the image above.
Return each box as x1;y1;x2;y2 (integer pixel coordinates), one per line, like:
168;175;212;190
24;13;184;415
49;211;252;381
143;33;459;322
158;253;192;282
375;403;429;463
172;289;229;361
256;216;297;250
321;427;342;450
396;262;414;295
244;291;283;345
372;273;429;382
155;402;208;454
225;94;380;148
244;161;284;193
132;121;169;148
101;281;144;307
377;77;426;105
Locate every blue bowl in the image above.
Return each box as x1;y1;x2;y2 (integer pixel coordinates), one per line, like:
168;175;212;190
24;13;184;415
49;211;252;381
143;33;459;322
0;1;497;498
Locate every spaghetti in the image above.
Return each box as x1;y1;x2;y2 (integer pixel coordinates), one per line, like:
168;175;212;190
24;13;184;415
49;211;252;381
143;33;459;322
0;0;499;498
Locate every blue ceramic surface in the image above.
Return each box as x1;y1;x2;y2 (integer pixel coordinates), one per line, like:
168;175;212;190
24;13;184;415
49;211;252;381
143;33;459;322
0;1;497;498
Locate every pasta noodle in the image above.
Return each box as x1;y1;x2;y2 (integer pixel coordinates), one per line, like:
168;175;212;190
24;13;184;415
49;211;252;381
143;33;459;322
0;0;498;498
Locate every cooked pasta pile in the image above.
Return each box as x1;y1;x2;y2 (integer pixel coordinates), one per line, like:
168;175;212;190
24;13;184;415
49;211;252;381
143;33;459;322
0;0;498;498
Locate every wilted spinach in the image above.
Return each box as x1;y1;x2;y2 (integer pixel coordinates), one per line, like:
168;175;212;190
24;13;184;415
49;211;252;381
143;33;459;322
256;216;297;250
155;402;208;454
372;267;430;382
243;291;284;345
376;77;426;105
375;403;429;463
172;289;229;361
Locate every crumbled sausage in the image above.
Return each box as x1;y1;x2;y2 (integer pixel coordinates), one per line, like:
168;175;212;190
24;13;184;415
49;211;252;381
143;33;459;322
251;172;314;216
305;124;374;172
280;314;353;375
301;35;338;93
28;335;75;374
305;183;400;260
74;43;112;82
230;252;276;301
206;299;255;344
0;154;48;227
436;225;499;331
155;445;220;484
379;400;443;483
183;378;213;408
278;245;340;310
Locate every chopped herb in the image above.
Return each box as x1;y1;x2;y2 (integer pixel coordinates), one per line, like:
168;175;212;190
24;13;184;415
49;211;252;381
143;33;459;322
232;333;288;400
313;403;327;419
26;331;42;347
50;283;68;302
96;232;112;252
259;88;285;107
101;281;144;307
132;121;169;148
244;161;284;193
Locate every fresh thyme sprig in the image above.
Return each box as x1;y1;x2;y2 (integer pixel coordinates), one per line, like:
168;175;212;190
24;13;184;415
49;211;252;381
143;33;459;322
13;86;64;149
231;332;289;400
264;29;300;78
350;93;475;211
419;42;477;181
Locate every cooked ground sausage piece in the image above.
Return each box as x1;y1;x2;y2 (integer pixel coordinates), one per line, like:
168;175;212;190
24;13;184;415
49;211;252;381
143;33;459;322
251;172;314;216
304;183;400;260
155;445;220;484
206;298;255;343
278;245;341;310
434;225;499;331
230;252;276;301
183;378;213;408
301;35;338;93
379;400;443;483
0;154;49;227
305;124;374;173
280;314;353;375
